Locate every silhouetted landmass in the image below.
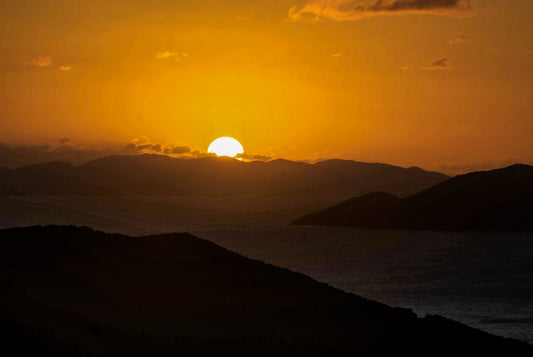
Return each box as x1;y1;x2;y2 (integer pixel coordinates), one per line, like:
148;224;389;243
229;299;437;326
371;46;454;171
0;154;447;197
294;164;533;231
1;225;531;356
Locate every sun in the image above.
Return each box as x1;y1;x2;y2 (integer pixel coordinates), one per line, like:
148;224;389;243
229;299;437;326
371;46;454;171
208;137;244;158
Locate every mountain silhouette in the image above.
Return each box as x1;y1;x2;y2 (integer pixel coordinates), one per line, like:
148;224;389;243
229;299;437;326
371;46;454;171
0;154;447;197
294;164;533;231
1;225;531;356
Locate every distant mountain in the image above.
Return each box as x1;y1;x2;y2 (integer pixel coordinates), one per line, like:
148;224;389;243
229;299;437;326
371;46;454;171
294;164;533;231
0;154;448;197
1;225;530;356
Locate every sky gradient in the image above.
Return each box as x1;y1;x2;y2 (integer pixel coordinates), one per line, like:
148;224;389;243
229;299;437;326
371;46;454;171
1;0;532;173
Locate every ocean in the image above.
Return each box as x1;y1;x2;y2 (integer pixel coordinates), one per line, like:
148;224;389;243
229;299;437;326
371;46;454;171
193;226;533;344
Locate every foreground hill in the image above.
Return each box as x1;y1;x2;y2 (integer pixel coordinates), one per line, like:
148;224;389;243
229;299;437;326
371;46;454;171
0;154;447;197
294;164;533;231
1;225;531;356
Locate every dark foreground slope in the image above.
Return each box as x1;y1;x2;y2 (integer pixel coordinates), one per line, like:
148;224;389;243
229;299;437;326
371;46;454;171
1;226;531;356
294;164;533;231
0;154;447;197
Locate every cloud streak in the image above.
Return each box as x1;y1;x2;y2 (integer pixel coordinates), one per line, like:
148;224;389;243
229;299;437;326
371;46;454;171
155;51;189;61
236;153;272;161
0;137;273;168
422;57;450;70
449;34;469;45
289;0;470;22
26;56;52;67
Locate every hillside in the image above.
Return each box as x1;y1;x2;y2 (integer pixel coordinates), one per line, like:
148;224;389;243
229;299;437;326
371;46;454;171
294;164;533;231
1;225;531;356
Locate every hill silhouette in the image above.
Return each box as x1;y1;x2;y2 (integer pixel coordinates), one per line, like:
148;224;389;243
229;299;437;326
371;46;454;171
294;164;533;231
0;154;447;197
1;225;531;356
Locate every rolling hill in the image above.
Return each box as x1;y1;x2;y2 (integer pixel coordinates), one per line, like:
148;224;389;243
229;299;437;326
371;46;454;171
294;164;533;231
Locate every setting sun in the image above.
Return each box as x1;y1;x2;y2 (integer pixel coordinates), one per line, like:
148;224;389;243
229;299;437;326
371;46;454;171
208;137;244;158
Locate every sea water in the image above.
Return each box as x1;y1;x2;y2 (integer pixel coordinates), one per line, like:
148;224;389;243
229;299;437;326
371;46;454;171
193;226;533;344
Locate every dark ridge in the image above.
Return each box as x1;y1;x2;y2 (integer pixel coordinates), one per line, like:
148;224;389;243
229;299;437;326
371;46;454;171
293;192;400;227
294;164;533;231
0;154;448;197
1;225;531;356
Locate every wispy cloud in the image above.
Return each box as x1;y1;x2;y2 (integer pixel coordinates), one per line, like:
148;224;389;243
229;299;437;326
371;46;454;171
155;51;189;60
289;0;471;22
449;34;469;45
0;142;115;168
0;137;272;168
422;57;450;70
126;137;193;157
26;56;52;67
164;145;191;155
236;153;272;161
59;65;72;71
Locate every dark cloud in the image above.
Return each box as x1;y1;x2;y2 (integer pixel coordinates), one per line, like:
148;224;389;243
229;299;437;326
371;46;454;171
136;143;162;152
190;150;217;159
289;0;470;22
422;57;450;70
0;143;115;168
0;139;270;168
164;146;191;155
236;153;272;161
0;139;185;168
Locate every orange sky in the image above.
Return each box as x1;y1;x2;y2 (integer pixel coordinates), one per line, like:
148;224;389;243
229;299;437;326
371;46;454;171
1;0;532;173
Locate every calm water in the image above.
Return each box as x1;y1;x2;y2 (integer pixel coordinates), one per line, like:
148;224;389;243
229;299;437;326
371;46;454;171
193;226;533;345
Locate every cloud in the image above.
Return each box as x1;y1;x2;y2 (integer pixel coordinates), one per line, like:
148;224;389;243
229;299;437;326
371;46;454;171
422;57;450;70
0;142;115;168
449;34;469;45
190;150;217;159
136;143;162;152
236;153;272;161
59;65;72;71
155;51;189;60
26;56;52;67
289;0;470;22
0;137;271;168
164;146;191;155
401;65;409;71
127;138;193;157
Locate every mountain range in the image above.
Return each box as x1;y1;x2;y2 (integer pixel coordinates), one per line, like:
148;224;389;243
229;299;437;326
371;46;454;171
0;154;448;197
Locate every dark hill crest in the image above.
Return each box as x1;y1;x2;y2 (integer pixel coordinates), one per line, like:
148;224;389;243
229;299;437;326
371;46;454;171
294;164;533;231
1;225;531;356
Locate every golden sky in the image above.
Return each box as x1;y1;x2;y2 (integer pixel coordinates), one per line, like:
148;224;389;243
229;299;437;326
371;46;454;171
1;0;532;173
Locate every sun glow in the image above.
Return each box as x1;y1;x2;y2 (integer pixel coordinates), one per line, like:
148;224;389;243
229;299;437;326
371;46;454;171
208;137;244;158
